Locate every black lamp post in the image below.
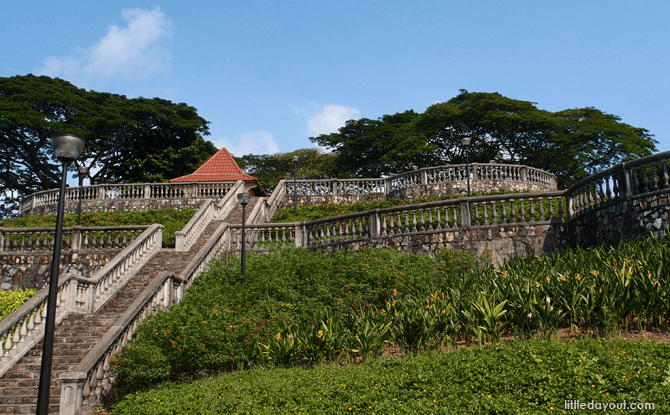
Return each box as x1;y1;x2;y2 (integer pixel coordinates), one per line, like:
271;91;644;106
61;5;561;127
76;163;89;226
292;155;299;215
237;192;251;283
461;137;472;197
37;134;85;415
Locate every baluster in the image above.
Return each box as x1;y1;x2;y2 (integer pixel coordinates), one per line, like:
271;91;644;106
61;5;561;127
281;228;287;247
381;215;387;236
107;230;113;247
662;160;669;189
345;220;350;240
642;164;650;193
472;202;479;225
452;206;459;228
631;167;640;195
428;207;434;230
653;161;660;190
404;212;410;233
538;197;544;221
35;231;41;249
436;207;442;230
387;214;394;236
325;224;331;242
510;200;517;223
420;209;425;231
411;210;417;232
482;202;489;225
20;232;25;251
491;201;498;225
337;222;343;242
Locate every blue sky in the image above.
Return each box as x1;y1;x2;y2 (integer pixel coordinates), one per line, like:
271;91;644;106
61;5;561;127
3;1;670;158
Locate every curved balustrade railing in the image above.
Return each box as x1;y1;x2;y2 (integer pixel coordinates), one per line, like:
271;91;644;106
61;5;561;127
565;151;670;218
0;225;148;253
229;191;568;252
19;181;237;216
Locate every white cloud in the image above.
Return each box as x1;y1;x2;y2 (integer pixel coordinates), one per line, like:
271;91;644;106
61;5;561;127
217;131;280;157
307;105;360;137
38;7;173;88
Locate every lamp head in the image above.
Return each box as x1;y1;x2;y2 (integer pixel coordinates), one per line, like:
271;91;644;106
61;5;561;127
292;155;299;162
52;134;85;162
460;137;471;147
237;192;251;205
77;163;89;175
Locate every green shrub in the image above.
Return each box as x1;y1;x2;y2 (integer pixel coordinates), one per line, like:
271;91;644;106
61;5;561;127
0;209;195;248
0;288;38;320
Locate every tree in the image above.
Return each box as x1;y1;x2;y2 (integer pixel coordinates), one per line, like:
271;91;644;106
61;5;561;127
311;90;657;187
234;148;341;193
0;74;215;217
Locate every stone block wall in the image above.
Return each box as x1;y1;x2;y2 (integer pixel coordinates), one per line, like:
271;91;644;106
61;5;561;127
0;251;117;291
565;191;670;248
308;222;566;264
390;180;552;200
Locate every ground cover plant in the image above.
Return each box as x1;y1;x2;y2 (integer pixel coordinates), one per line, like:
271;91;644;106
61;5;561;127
0;287;37;320
110;232;669;400
111;338;670;414
0;208;196;248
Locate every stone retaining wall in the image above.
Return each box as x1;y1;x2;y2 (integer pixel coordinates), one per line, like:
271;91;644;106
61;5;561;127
391;180;555;199
0;251;118;291
28;198;206;217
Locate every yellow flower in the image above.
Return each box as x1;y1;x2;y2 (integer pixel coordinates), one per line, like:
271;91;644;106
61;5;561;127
501;270;509;279
393;289;399;297
546;275;551;282
275;333;282;341
590;270;598;277
317;330;324;339
576;274;583;282
648;270;652;278
535;281;541;288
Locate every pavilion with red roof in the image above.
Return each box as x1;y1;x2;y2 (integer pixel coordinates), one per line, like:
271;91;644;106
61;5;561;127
170;147;266;196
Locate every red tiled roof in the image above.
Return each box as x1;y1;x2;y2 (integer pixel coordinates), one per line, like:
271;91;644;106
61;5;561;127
170;148;259;183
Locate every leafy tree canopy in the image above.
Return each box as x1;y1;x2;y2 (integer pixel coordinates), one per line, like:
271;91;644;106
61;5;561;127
311;90;657;188
0;74;216;217
234;148;341;193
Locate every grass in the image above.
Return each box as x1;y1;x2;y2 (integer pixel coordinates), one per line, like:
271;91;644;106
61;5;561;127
0;209;196;248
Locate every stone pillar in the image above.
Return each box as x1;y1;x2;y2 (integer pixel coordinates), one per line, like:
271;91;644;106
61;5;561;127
420;169;428;187
144;184;152;199
460;201;471;227
71;226;82;253
59;371;87;415
294;223;304;247
521;166;528;182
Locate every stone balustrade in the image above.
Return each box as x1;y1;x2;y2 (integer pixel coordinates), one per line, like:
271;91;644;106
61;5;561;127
18;181;236;217
0;226;148;253
59;271;182;415
0;223;163;379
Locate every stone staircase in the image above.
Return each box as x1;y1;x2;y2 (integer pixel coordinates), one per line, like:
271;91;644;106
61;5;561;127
0;199;257;414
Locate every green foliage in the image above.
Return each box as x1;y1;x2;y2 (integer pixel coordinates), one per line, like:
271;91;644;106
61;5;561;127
0;288;38;320
112;233;670;398
234;148;342;193
111;339;670;414
0;74;215;217
0;209;195;248
311;90;657;188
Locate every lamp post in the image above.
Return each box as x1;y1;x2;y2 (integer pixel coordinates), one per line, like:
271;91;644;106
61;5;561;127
76;163;89;226
460;137;472;197
237;192;251;284
292;155;299;215
37;134;85;415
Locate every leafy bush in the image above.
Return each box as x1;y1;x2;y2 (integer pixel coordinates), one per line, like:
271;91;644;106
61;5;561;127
111;339;670;414
0;288;38;320
0;209;195;248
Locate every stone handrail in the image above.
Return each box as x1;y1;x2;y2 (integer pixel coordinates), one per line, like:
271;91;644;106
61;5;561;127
0;223;163;378
88;224;163;313
0;225;148;253
565;151;670;218
0;273;90;378
18;181;237;216
264;180;287;221
174;180;244;252
60;271;181;415
179;222;232;290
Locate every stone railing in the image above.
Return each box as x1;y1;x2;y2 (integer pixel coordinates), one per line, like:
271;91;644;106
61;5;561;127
174;181;244;252
19;181;237;217
60;271;181;415
229;191;567;252
59;223;234;414
566;151;670;218
0;225;148;253
0;224;163;378
279;164;556;208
